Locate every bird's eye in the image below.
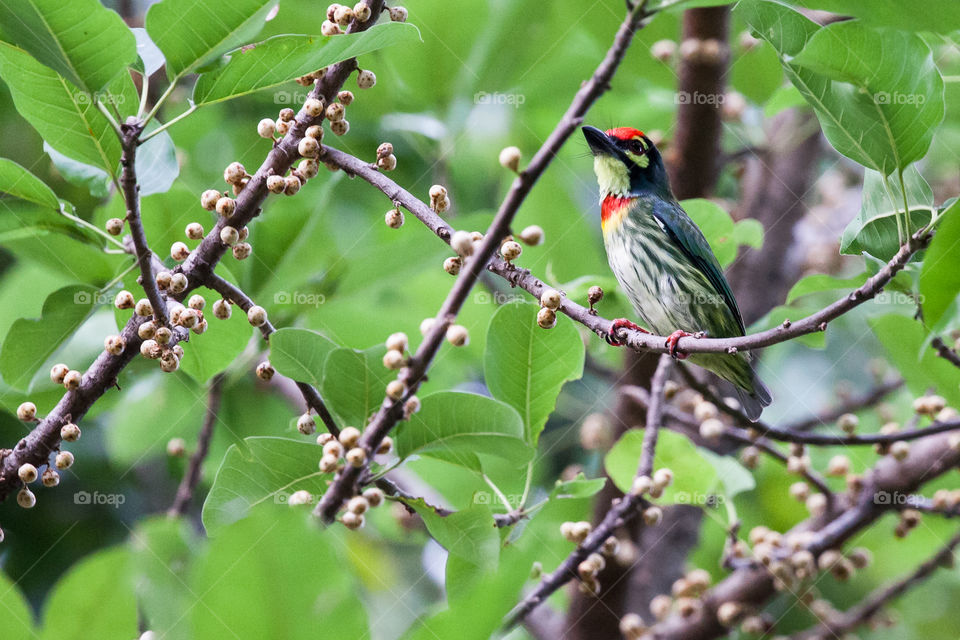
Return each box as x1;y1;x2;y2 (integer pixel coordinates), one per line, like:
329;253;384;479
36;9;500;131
628;139;646;154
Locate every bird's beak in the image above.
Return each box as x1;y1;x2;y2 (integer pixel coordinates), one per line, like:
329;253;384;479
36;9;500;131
582;126;618;157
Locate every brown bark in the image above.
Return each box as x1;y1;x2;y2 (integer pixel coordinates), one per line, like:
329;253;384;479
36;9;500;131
565;7;731;637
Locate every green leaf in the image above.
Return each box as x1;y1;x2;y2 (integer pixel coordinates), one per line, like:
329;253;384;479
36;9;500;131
920;199;960;330
0;42;121;175
742;2;945;175
732;218;764;250
550;473;606;499
681;198;761;267
763;84;807;117
0;284;98;390
145;0;278;78
269;328;337;389
0;568;35;640
178;290;253;383
40;548;137;640
128;517;199;639
320;346;394;428
790;20;944;174
483;301;584;444
136;123;179;196
605;429;720;506
201;436;331;535
786;272;868;304
395;391;532;472
0;0;136;92
841;166;935;260
44;143;111;198
131;27;165;77
870;314;960;408
193;23;421;105
791;0;960;35
699;449;756;498
192;506;368;638
0;158;60;209
408;500;500;569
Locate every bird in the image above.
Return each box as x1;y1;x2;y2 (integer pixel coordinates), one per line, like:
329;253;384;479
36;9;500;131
582;125;771;421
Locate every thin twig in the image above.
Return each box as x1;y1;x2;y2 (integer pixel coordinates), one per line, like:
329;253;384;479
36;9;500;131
119;120;169;327
501;355;672;630
932;336;960;369
619;385;835;501
203;273;339;437
676;366;952;445
313;0;654;524
793;530;960;639
321;146;932;358
168;373;225;516
0;0;388;501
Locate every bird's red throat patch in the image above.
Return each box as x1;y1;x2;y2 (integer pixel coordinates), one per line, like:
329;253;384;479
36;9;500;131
601;194;633;232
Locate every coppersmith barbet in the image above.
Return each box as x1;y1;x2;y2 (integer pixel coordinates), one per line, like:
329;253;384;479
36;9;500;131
582;125;771;421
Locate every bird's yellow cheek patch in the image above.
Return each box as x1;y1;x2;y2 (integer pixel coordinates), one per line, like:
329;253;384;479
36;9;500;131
593;155;630;197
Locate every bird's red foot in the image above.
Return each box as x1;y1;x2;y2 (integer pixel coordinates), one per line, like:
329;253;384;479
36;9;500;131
606;318;648;346
665;330;698;360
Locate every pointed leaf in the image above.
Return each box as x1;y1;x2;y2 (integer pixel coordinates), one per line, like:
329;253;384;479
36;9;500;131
919;199;960;330
786;272;868;304
0;42;121;175
791;20;944;173
408;500;500;569
43;143;111;198
0;0;136;91
145;0;278;78
395;391;532;471
131;27;165;77
841;166;935;260
193;23;421;105
484;301;584;444
0;158;60;209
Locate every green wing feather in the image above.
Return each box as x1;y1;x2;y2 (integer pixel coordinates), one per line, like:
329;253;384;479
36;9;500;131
651;199;746;335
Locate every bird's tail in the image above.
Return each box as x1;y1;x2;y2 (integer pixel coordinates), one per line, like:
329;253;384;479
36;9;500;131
689;353;772;422
735;367;771;422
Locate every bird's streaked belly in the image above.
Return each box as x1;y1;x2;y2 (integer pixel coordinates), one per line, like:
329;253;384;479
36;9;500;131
604;212;730;336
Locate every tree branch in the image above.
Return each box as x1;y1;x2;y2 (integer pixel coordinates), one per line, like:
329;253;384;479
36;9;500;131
168;373;225;516
313;0;655;524
119;120;169;327
502;355;673;630
793;530;960;639
646;431;960;639
0;0;387;501
321;144;934;358
203;273;340;437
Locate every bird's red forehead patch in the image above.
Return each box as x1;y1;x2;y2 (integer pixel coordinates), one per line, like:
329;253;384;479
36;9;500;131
605;127;645;140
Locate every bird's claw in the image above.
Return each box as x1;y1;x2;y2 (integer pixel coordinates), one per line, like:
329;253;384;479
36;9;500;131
665;330;701;359
606;318;647;346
